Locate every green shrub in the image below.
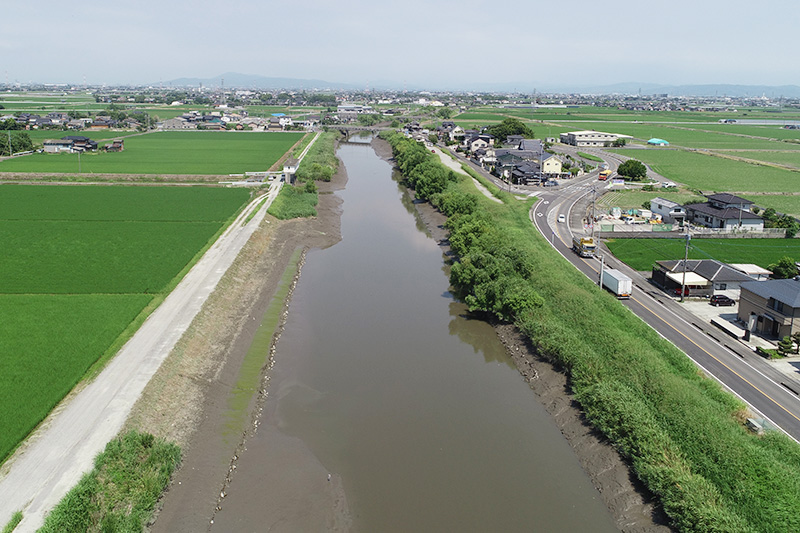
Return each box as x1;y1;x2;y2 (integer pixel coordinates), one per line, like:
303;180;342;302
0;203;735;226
267;184;318;219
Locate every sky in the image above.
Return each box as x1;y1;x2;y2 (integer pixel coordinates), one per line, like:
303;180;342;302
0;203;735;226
2;0;798;90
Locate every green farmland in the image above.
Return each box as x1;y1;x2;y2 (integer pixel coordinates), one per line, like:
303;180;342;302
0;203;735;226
0;131;304;175
0;184;250;464
605;237;800;272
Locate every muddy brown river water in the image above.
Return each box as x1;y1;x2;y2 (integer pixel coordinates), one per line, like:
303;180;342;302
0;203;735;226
210;137;619;532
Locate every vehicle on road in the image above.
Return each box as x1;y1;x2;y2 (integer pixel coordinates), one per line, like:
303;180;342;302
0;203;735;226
601;268;632;299
710;294;736;307
598;170;612;181
572;236;596;258
558;214;566;223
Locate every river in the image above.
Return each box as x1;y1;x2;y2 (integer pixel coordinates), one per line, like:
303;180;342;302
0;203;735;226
210;137;618;532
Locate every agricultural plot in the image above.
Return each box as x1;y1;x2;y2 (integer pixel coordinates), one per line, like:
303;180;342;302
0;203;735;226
0;184;250;464
743;194;800;218
605;237;800;272
718;150;800;168
0;131;304;175
609;149;800;193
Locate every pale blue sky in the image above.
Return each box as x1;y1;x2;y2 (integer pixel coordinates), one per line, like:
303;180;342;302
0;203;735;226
2;0;796;89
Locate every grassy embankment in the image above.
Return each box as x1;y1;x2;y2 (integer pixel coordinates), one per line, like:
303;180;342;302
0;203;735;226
38;431;180;532
0;185;249;465
382;131;800;533
268;131;340;219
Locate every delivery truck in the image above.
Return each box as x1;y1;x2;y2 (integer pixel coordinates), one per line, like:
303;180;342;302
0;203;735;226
572;236;596;258
601;268;632;299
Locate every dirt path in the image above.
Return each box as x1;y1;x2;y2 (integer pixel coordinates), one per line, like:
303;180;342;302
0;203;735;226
0;181;283;531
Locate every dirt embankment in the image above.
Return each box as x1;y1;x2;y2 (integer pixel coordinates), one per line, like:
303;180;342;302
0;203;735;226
375;136;672;533
126;158;347;531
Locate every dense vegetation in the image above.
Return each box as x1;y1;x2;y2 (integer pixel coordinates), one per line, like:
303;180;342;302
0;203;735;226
39;431;180;532
484;118;534;144
617;159;648;180
382;130;800;532
0;185;248;465
267;182;319;219
295;131;339;182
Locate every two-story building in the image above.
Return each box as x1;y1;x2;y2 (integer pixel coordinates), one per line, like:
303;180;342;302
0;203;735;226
684;193;763;230
650;197;687;224
738;279;800;339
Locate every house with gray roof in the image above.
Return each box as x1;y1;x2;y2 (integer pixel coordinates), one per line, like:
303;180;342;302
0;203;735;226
738;279;800;339
684;193;763;230
652;259;754;299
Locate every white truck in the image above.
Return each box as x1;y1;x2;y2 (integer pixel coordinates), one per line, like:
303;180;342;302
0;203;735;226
601;268;632;299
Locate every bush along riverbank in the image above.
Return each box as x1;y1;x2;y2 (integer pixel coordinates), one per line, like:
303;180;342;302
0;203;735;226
381;131;800;533
268;131;342;220
39;431;180;532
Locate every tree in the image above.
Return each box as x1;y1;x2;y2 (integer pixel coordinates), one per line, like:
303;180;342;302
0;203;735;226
778;336;794;357
485;118;534;144
436;108;453;119
792;332;800;354
611;138;626;147
768;256;798;279
617;159;647;180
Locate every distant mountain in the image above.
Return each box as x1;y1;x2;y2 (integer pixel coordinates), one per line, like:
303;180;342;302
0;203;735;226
155;73;800;98
160;72;359;91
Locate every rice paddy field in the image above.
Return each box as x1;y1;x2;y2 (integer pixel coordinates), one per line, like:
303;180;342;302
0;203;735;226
0;131;304;175
0;184;250;464
605;237;800;272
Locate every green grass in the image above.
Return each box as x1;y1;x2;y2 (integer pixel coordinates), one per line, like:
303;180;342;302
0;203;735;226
2;512;22;533
0;295;153;462
743;194;800;217
0;130;125;144
0;185;249;465
609;149;800;193
0;131;304;175
577;151;604;162
267;184;318;219
605;237;800;271
597;189;703;210
717;150;800;168
38;431;180;533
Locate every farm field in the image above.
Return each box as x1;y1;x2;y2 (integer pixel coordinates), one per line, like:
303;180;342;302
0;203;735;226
1;129;125;144
718;149;800;168
605;237;800;272
0;131;303;174
0;184;250;464
597;189;703;211
743;194;800;217
608;148;800;193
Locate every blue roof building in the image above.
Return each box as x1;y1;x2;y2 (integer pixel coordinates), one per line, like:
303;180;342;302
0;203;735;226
647;138;669;146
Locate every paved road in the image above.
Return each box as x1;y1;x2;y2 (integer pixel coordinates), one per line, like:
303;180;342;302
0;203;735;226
0;180;284;531
530;174;800;442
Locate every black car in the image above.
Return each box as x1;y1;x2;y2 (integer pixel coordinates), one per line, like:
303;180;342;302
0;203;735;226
710;295;735;307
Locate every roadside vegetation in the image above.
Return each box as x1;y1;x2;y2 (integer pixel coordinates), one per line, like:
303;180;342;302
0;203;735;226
294;131;339;182
2;512;22;533
0;185;249;465
39;431;180;532
382;130;800;533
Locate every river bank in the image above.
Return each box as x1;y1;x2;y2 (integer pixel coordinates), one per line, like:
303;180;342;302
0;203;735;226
372;136;671;532
126;161;349;531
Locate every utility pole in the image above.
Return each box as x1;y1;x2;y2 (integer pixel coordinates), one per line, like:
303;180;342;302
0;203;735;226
599;254;605;289
680;233;691;303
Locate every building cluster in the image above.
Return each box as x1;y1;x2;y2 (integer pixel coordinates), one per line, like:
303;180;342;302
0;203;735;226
42;136;123;153
159;110;319;131
648;193;765;231
431;122;566;186
1;112;141;131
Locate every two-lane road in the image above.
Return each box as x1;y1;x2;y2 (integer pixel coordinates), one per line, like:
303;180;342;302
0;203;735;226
530;175;800;442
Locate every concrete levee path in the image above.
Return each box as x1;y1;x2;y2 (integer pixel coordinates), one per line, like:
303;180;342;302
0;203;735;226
0;179;283;532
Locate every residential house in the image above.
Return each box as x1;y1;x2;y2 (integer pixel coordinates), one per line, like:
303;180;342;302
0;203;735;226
43;139;75;153
738;279;800;339
651;259;753;300
729;264;772;281
103;139;124;152
650;197;687;224
62;136;98;151
684;193;763;230
90;116;116;129
267;117;283;131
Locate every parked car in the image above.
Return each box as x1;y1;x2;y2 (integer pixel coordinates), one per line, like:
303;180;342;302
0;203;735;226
558;214;566;223
672;287;690;297
710;294;735;307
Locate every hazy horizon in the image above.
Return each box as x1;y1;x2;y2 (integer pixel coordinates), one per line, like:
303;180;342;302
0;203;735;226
3;0;797;90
